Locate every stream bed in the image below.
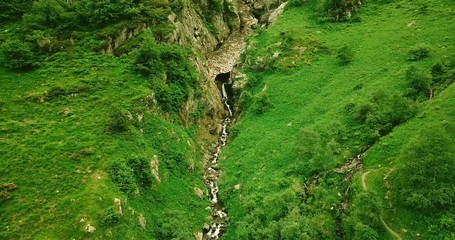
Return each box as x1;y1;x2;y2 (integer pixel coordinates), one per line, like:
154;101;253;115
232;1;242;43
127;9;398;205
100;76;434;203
203;83;233;240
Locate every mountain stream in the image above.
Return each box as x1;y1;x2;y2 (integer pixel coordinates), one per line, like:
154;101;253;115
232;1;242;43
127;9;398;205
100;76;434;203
202;83;233;240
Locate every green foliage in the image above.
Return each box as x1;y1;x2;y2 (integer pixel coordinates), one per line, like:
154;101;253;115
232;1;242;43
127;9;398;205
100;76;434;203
393;126;455;210
405;65;431;99
408;44;430;61
135;35;201;113
344;192;382;240
0;0;32;23
337;45;354;64
238;90;254;111
101;207;121;227
354;91;416;136
210;0;225;12
0;39;37;70
126;157;153;187
251;92;272;114
110;162;138;195
156;210;200;239
288;0;305;7
135;33;164;77
106;107;130;133
170;0;185;13
294;127;337;175
323;0;362;22
75;0;171;27
23;0;66;29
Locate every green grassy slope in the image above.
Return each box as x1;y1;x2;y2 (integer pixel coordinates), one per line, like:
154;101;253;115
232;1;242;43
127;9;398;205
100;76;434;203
0;51;208;239
220;0;455;239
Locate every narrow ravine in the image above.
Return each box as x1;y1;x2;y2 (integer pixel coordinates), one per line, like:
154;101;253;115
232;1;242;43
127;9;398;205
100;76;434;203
199;2;287;238
202;83;233;240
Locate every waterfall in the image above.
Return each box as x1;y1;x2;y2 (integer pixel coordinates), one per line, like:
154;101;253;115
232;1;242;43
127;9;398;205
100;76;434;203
203;85;233;240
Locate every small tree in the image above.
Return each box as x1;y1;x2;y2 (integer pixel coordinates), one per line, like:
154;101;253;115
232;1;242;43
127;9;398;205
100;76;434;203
337;45;354;65
405;65;432;99
106;107;130;133
408;44;430;61
393;126;455;210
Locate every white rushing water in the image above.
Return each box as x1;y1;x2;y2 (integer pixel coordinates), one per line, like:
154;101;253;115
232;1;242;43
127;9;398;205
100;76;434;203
203;83;233;240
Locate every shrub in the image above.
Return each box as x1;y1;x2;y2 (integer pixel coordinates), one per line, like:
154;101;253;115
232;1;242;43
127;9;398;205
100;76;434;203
337;45;354;64
127;157;153;186
355;91;416;136
251;92;272;115
393;126;455;210
0;39;37;70
238;90;253;111
110;162;137;195
408;44;430;61
134;33;164;77
0;0;32;23
22;0;65;29
324;0;362;22
102;207;121;227
405;65;431;99
106;108;130;133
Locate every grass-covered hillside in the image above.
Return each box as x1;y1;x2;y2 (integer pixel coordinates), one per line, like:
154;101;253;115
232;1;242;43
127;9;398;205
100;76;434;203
0;1;229;239
220;0;455;239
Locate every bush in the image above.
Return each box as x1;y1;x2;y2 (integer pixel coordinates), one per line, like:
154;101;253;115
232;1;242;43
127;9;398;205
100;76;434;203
134;33;164;77
344;192;381;240
22;0;65;29
102;207;121;227
405;65;431;99
408;44;430;61
238;90;253;111
127;157;153;186
323;0;362;22
0;39;37;70
337;45;354;64
294;127;336;175
355;91;416;136
110;162;137;195
251;92;272;115
0;0;32;23
393;126;455;210
106;108;130;133
135;32;201;113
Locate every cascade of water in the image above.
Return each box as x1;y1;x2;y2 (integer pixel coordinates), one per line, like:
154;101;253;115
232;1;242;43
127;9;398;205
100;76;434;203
203;85;233;240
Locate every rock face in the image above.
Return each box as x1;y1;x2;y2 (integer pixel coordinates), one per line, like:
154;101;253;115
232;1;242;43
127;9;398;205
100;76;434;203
103;24;147;54
101;0;285;129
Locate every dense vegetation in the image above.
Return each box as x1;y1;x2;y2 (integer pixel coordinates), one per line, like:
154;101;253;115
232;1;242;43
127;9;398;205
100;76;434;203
1;0;455;239
0;0;220;239
220;0;455;239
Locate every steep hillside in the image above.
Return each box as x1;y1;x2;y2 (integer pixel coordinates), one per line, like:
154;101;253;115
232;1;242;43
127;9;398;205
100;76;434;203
0;0;281;239
219;0;455;239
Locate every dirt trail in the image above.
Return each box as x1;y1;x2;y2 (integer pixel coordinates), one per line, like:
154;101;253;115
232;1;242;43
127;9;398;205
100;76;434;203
361;170;402;240
381;216;403;240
